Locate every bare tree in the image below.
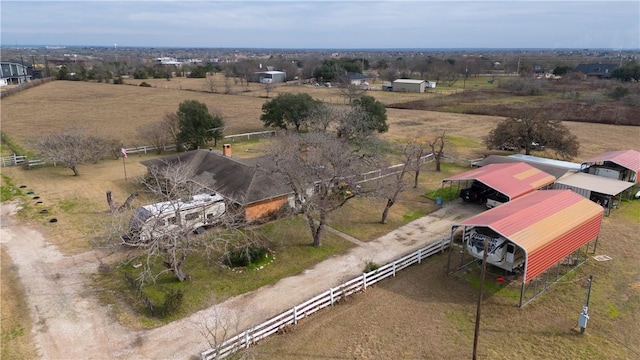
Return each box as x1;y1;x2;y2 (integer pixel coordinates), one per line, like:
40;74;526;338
267;131;378;247
194;306;245;360
336;83;365;105
205;75;218;93
379;143;414;224
408;140;429;188
36;131;110;175
426;131;446;172
263;82;276;98
136;122;170;154
307;104;339;132
161;112;181;150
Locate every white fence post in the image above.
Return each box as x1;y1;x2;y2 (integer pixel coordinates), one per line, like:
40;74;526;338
363;273;367;290
418;248;422;263
293;306;298;324
330;288;334;306
393;262;396;277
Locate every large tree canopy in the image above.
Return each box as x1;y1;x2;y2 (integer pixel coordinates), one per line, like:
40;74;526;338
260;93;321;132
176;100;224;149
338;95;389;140
485;110;579;159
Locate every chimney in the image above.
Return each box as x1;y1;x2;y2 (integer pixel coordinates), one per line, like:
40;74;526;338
222;144;232;157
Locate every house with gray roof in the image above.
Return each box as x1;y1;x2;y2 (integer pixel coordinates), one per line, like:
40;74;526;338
141;147;294;222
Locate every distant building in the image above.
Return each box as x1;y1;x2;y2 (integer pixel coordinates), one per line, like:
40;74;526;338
392;79;425;93
253;70;286;84
574;63;618;78
154;57;182;65
0;61;32;86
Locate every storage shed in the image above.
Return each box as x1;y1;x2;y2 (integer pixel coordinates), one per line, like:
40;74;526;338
553;172;635;215
442;162;556;208
448;189;604;306
581;149;640;183
392;79;425;93
254;71;286;84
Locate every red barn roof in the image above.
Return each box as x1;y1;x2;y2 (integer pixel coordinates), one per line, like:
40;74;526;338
457;190;603;282
443;162;556;200
582;150;640;182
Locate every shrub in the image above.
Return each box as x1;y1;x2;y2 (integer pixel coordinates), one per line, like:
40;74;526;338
609;86;630;100
623;94;640;107
139;82;151;87
224;246;269;268
364;261;380;273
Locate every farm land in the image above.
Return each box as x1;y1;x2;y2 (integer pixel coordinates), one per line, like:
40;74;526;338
1;76;639;359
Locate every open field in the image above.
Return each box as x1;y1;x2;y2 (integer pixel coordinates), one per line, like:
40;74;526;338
1;80;639;359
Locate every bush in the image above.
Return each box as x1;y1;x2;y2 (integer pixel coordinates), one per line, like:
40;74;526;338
609;87;630;100
623;94;640;107
364;261;380;273
139;82;151;87
224;246;269;268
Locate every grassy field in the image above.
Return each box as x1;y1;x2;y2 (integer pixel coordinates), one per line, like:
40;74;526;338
1;79;639;357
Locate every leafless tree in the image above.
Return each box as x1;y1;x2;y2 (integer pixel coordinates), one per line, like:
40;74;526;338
161;112;181;150
36;131;110;175
263;82;276;98
426;131;446;172
336;83;365;105
379;143;414;224
267;131;378;247
306;104;340;132
136;122;170;154
205;75;218;93
408;140;429;188
194;305;246;360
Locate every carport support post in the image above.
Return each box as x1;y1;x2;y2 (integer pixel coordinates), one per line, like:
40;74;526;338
472;238;489;360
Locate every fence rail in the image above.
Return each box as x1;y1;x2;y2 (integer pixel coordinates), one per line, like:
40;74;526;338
0;154;27;167
357;153;434;183
223;131;276;142
201;237;450;360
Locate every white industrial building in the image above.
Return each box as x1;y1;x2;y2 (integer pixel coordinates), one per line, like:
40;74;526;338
392;79;425;93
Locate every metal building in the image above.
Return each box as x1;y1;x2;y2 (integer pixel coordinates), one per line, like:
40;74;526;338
442;162;556;208
392;79;425;93
448;189;604;306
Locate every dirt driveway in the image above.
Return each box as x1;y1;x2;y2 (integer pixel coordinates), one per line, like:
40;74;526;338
0;200;482;359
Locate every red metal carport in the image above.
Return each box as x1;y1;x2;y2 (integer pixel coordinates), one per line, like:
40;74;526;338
442;162;556;203
448;189;604;306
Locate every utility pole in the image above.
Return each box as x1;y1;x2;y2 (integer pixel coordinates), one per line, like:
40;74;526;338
472;239;489;360
578;275;593;334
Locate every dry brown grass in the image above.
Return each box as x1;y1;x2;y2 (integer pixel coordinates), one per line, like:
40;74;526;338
1;248;37;360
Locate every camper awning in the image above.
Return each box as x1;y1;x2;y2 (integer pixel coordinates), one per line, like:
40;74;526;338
555;172;634;196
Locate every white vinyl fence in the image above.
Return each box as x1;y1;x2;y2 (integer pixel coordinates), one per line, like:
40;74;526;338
0;154;27;167
357;153;434;183
201;237;450;360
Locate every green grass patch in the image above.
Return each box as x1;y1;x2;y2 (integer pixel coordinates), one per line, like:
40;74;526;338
446;135;480;149
94;215;354;327
618;198;640;223
58;199;78;212
606;302;620;319
0;174;23;202
425;186;459;202
0;132;31;157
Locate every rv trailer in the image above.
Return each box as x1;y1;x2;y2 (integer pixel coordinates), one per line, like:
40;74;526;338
125;193;225;243
464;227;524;272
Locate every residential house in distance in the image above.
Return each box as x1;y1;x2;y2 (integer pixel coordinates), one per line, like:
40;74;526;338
573;63;619;78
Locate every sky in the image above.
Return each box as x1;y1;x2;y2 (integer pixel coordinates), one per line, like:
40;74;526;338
1;1;639;49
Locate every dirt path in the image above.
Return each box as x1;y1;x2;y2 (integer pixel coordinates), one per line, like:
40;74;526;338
0;200;482;359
